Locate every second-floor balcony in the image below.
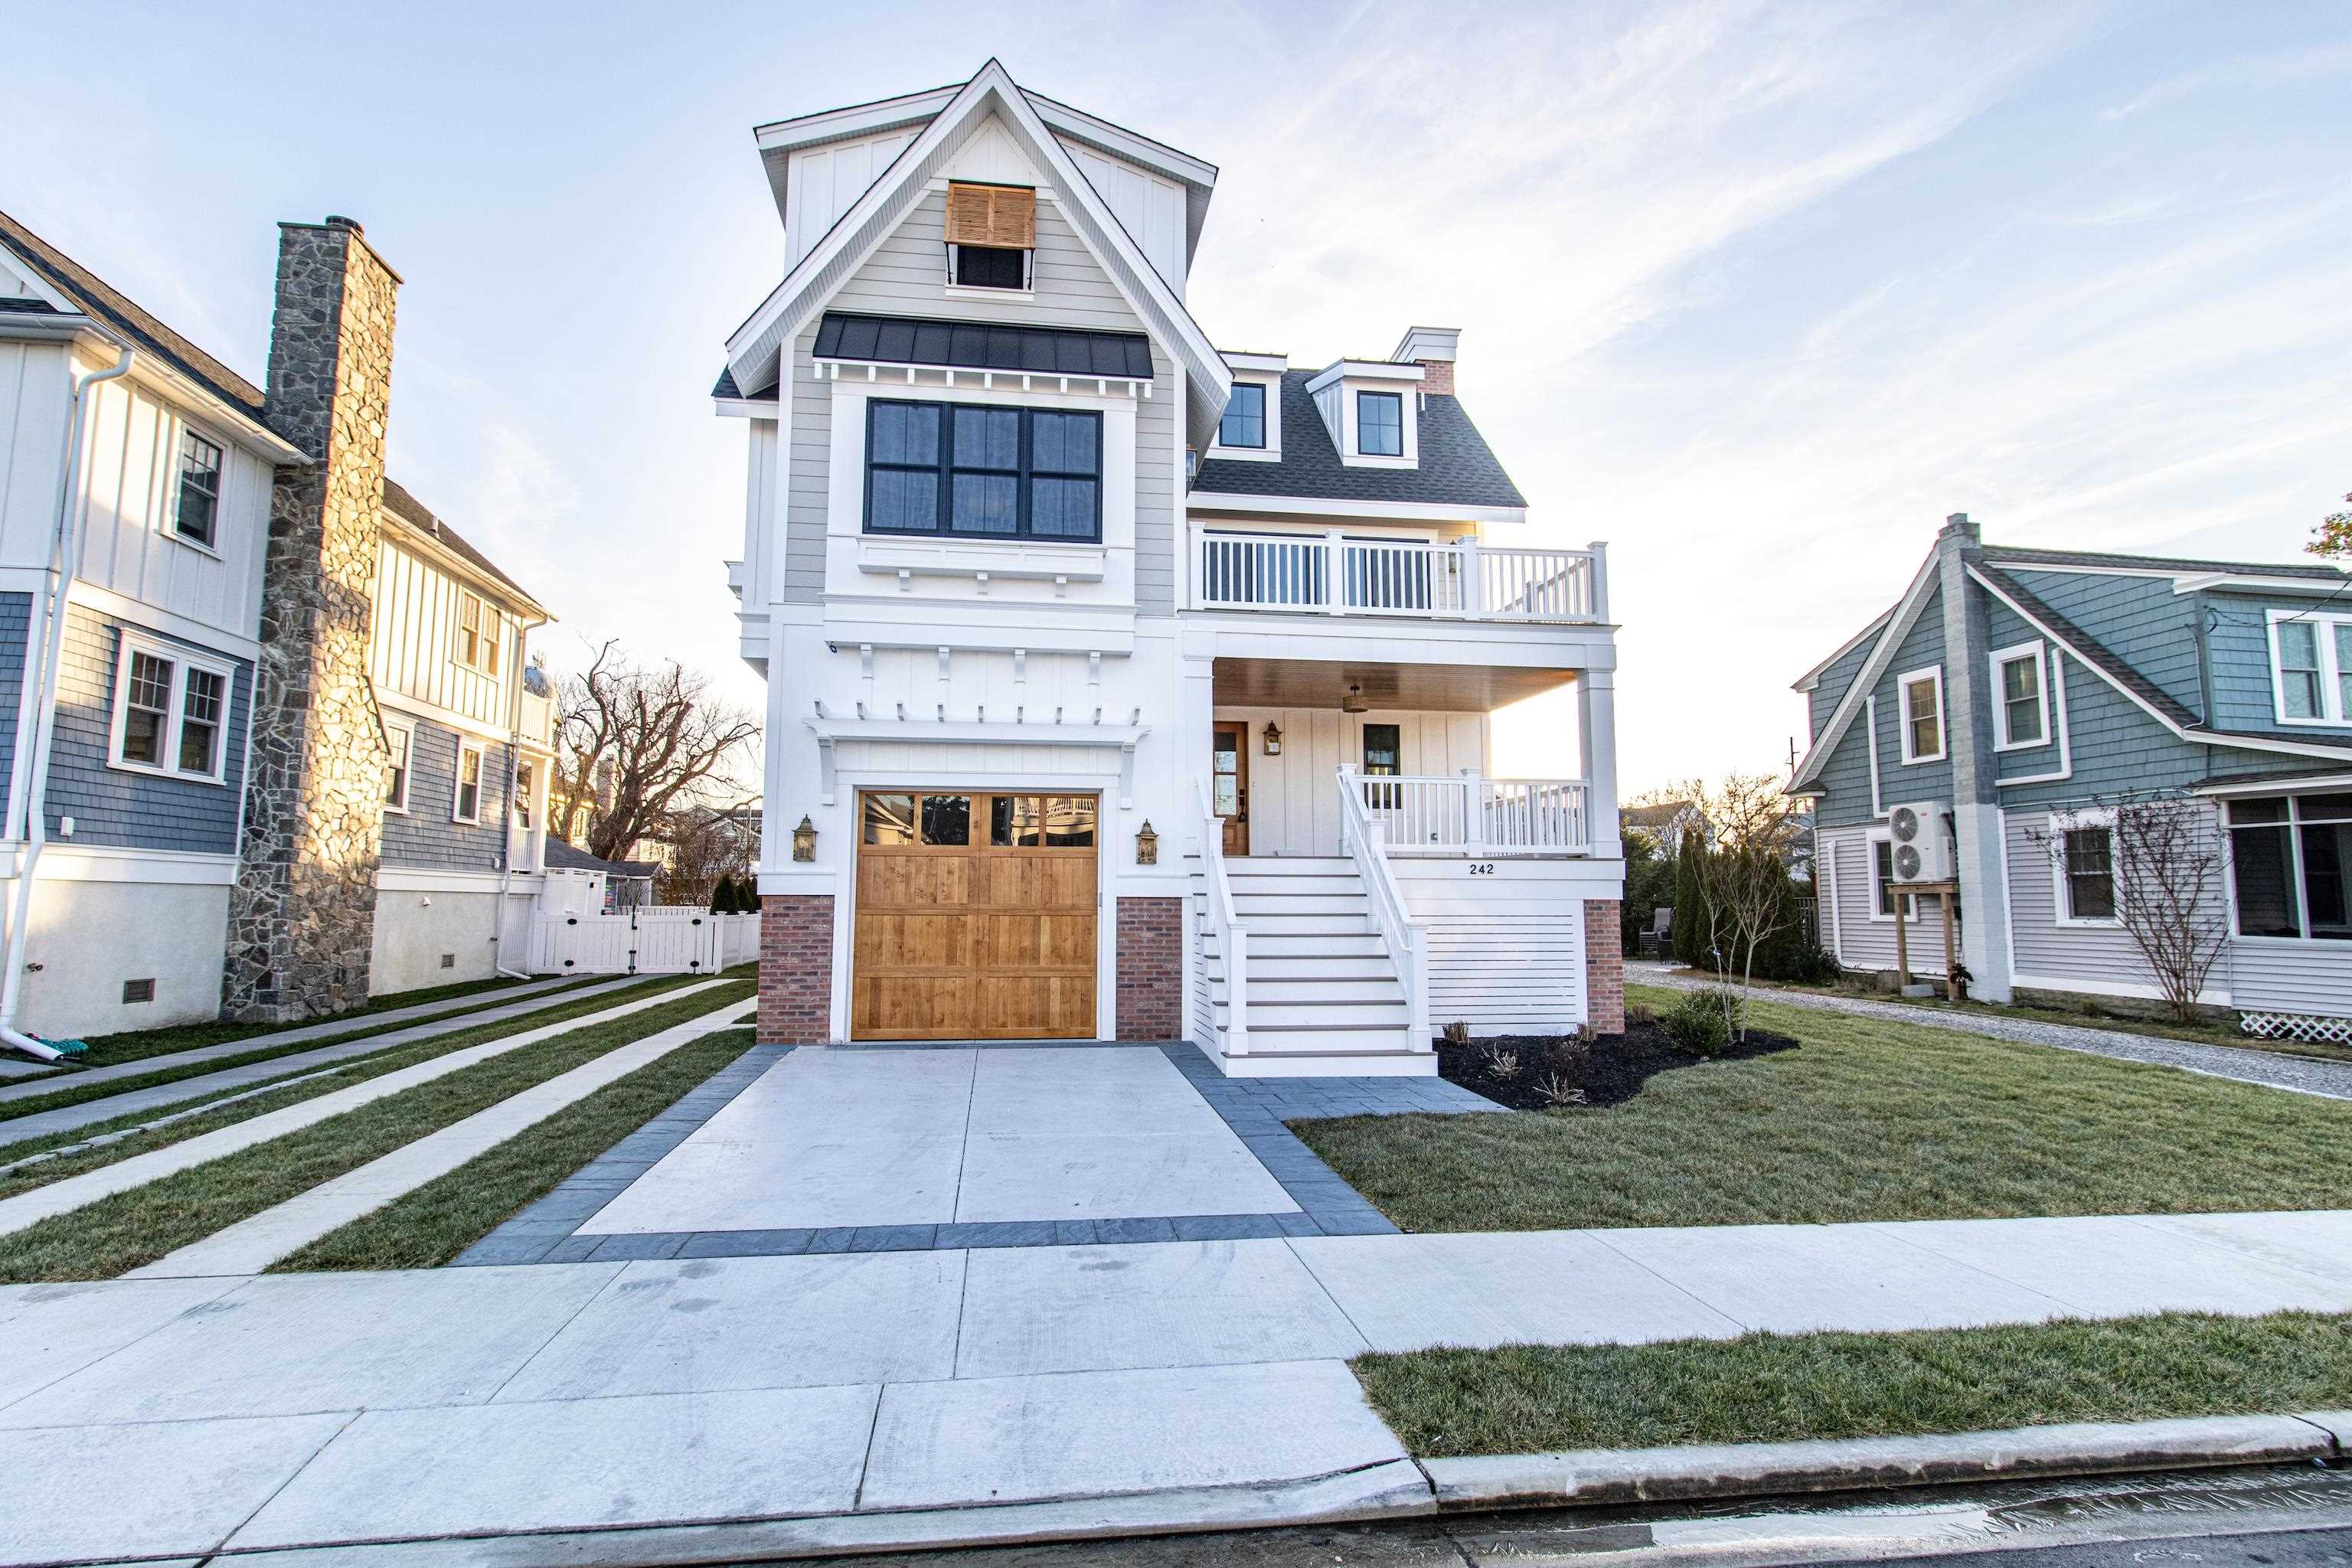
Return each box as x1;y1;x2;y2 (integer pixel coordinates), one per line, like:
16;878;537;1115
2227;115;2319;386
1191;526;1609;625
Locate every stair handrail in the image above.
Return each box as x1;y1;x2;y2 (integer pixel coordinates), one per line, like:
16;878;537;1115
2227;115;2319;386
1196;777;1250;1057
1336;766;1432;1054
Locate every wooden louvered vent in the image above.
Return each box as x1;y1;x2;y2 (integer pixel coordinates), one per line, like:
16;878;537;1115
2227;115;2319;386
945;182;1037;250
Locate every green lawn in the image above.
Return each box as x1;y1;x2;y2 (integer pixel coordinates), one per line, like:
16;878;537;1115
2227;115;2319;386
1295;985;2352;1232
67;974;548;1068
0;974;704;1178
1354;1311;2352;1457
0;981;754;1282
279;1028;760;1271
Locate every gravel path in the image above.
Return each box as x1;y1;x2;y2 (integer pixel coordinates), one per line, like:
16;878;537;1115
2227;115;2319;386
1626;961;2352;1102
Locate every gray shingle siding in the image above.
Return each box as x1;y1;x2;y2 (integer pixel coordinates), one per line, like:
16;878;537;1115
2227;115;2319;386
379;713;515;874
0;593;27;831
1808;637;1876;743
1811;586;1952;829
2200;589;2352;739
44;608;249;855
2004;569;2203;714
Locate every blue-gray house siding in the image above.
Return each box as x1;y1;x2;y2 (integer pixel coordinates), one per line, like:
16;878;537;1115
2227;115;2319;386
379;712;516;874
0;592;28;835
44;607;250;856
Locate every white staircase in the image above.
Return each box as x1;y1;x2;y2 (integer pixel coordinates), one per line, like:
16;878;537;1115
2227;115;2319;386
1194;857;1423;1063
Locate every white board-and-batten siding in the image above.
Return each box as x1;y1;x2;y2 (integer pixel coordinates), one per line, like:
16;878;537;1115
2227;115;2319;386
1211;707;1487;858
369;540;521;731
780;180;1178;614
0;342;268;642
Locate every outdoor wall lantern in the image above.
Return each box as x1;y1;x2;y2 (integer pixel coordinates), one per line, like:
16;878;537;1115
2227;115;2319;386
1262;721;1283;756
792;815;817;862
1135;820;1159;866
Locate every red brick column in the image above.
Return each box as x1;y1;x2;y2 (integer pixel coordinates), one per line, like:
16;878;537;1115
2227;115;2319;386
1583;898;1625;1035
759;894;835;1044
1115;897;1184;1041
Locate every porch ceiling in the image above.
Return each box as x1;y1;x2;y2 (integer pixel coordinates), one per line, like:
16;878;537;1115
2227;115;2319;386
1211;658;1574;714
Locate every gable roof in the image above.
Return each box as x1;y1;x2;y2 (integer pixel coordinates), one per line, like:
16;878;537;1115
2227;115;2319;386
1981;544;2347;582
724;60;1230;441
543;838;658;879
381;479;550;619
0;205;295;453
1787;551;1943;793
1191;370;1527;511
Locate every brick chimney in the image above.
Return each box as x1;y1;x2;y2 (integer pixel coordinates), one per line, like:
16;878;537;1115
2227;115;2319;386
1393;325;1460;395
223;217;398;1021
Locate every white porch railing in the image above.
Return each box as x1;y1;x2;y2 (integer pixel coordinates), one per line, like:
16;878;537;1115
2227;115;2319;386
1192;528;1607;623
1336;766;1432;1053
1194;779;1251;1057
1350;773;1592;857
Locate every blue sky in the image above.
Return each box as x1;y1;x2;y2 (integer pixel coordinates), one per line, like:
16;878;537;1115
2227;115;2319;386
7;2;2348;793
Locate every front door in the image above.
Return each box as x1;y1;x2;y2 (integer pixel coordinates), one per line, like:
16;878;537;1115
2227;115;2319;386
1211;722;1249;856
852;789;1098;1040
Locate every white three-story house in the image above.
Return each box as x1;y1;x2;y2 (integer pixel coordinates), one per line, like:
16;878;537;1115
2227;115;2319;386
719;63;1623;1071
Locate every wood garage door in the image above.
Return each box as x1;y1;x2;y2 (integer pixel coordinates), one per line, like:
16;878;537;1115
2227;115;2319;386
852;790;1098;1040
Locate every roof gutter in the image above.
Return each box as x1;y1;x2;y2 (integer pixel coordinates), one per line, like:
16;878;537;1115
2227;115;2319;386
2;338;135;1061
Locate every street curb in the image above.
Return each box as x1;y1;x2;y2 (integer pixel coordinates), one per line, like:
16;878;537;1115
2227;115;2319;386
1420;1412;2345;1511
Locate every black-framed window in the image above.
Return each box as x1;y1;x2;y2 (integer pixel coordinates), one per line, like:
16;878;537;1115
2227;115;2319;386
952;245;1027;290
1220;382;1265;448
1362;722;1401;809
1357;390;1403;456
2229;794;2352;940
174;430;222;547
864;399;1102;542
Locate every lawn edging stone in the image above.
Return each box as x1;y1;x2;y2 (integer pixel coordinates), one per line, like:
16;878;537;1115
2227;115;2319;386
1419;1412;2341;1512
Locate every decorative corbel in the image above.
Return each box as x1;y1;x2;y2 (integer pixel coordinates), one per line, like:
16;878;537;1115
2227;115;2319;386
815;734;837;805
1119;740;1138;809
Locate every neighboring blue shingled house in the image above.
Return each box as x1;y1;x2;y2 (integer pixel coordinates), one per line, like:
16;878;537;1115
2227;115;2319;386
1791;513;2352;1039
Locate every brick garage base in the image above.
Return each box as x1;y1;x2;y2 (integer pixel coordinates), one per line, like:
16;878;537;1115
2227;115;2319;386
1115;896;1184;1041
758;894;835;1044
1584;898;1625;1035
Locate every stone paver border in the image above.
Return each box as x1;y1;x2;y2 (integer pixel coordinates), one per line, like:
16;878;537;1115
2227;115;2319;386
459;1041;1504;1264
1628;961;2352;1101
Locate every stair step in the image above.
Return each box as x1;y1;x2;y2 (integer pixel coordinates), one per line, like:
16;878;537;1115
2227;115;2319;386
1219;874;1365;897
1224;913;1374;936
1227;858;1357;875
1233;1022;1416;1052
1243;956;1398;981
1245;978;1406;1004
1232;893;1368;917
1236;1002;1408;1027
1227;933;1389;959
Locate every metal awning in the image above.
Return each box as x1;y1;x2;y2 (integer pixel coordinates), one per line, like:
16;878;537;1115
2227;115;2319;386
813;311;1153;379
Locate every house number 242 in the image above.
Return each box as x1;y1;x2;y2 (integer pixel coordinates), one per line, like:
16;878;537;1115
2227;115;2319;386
1468;863;1496;875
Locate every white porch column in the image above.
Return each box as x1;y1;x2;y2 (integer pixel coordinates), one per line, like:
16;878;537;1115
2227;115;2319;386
1576;671;1622;861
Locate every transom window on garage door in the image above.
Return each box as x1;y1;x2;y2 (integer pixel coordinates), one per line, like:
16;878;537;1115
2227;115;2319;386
861;791;1097;848
863;400;1102;541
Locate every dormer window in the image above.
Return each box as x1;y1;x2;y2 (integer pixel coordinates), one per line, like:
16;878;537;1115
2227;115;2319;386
944;181;1035;292
1357;390;1403;456
1219;383;1266;449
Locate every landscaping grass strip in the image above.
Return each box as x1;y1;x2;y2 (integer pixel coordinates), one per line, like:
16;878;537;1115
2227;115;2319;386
0;975;705;1184
1353;1310;2352;1457
0;980;754;1282
0;977;610;1124
1295;985;2352;1232
279;1028;761;1272
69;975;544;1069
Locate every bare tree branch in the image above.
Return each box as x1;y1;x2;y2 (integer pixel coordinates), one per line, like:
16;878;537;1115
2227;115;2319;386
2027;796;2229;1023
551;639;760;864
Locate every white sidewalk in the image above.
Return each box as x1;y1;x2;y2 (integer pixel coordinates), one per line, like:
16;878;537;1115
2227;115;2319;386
3;1207;2347;1565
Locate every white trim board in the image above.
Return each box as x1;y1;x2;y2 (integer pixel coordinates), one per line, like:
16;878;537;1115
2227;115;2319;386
0;842;236;886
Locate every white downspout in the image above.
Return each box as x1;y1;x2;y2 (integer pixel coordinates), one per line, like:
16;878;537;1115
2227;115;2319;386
2;341;135;1060
490;616;546;980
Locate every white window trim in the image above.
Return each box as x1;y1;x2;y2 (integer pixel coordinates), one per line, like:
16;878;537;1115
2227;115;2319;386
2225;792;2352;945
165;420;228;558
106;629;234;786
2048;806;2122;928
452;590;504;678
1208;376;1281;462
1991;640;2050;752
1865;828;1921;923
452;738;486;825
2267;607;2352;727
1896;664;1947;765
383;718;415;815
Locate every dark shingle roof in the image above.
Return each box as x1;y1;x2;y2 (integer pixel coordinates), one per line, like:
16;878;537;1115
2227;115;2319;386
381;479;548;616
711;364;756;400
1192;371;1527;510
1982;544;2348;583
0;204;272;429
812;311;1155;379
544;839;655;878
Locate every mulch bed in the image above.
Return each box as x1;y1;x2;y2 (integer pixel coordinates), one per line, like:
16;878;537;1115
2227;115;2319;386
1436;1021;1800;1111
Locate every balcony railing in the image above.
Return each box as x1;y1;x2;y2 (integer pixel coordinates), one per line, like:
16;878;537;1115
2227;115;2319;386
1348;772;1592;857
1191;528;1607;623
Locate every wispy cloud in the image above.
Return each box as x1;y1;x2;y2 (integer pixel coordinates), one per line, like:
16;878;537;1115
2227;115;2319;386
2102;41;2352;120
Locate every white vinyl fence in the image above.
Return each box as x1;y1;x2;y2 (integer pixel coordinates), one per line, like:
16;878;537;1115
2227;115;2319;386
529;907;759;978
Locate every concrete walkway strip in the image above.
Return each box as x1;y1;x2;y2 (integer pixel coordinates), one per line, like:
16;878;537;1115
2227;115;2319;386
0;976;575;1106
1626;959;2352;1101
0;976;649;1147
1419;1413;2343;1511
0;980;728;1239
126;997;757;1279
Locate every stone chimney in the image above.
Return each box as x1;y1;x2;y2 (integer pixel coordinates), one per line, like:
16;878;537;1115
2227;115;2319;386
1393;325;1460;395
223;217;399;1021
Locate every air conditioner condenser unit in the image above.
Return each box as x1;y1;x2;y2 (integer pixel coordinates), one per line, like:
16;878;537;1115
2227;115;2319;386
1887;802;1955;884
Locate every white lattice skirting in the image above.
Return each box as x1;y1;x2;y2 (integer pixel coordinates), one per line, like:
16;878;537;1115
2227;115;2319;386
2240;1011;2352;1045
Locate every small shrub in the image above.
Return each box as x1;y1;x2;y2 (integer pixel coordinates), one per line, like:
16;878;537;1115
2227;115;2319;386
1532;1073;1587;1108
1544;1036;1592;1085
1628;1002;1656;1028
1480;1046;1523;1082
1442;1021;1471;1046
1663;988;1737;1055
